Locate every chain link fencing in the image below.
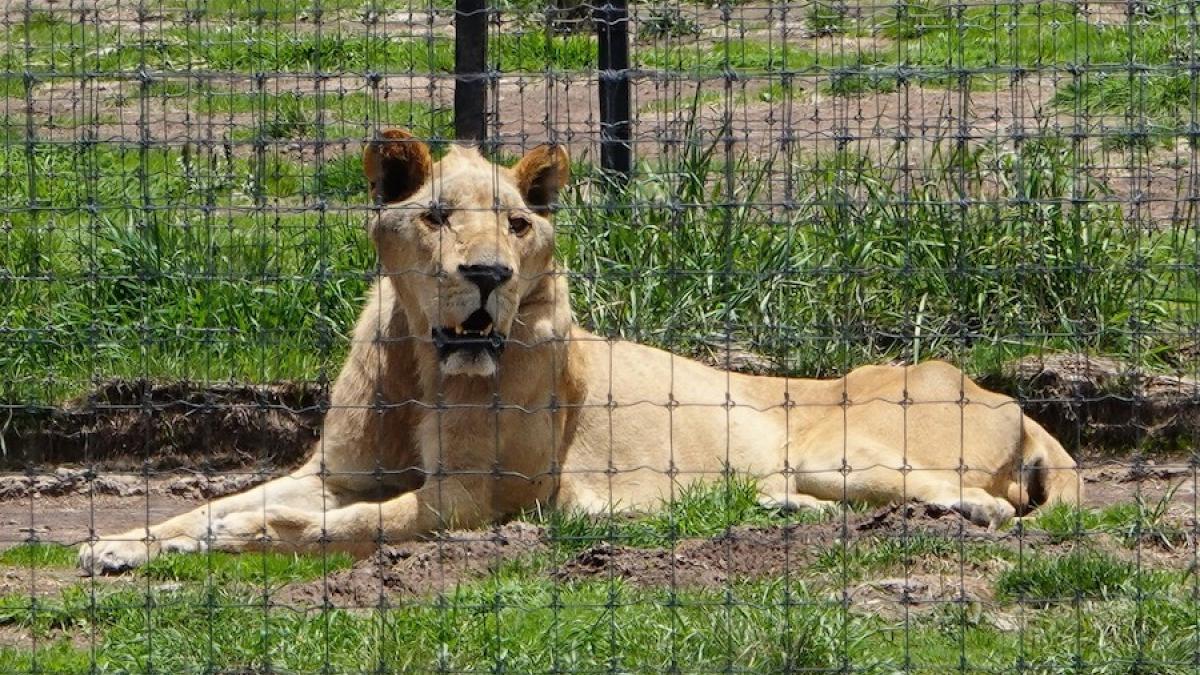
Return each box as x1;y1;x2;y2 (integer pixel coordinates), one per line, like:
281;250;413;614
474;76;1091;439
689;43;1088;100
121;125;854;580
1;0;1198;671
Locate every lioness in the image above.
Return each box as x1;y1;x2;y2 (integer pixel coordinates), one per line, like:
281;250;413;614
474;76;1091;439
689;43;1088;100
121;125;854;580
79;129;1081;574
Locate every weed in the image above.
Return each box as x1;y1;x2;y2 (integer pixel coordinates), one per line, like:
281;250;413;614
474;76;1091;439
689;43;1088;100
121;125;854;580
1120;481;1190;549
826;59;898;96
1030;487;1189;549
879;0;950;39
638;6;701;40
189;0;368;22
259;92;311;141
806;2;850;36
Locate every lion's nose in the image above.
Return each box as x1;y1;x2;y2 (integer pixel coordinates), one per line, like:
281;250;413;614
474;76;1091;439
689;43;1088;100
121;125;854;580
459;263;513;302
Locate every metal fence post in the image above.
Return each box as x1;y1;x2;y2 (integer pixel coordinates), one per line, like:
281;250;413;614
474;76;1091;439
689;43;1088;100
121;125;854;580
455;0;487;143
595;0;631;184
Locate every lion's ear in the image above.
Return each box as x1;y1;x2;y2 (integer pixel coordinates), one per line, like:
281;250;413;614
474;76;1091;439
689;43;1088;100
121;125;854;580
363;128;432;204
513;144;569;215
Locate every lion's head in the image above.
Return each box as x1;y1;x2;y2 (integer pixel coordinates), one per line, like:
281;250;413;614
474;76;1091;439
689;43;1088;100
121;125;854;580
362;129;570;378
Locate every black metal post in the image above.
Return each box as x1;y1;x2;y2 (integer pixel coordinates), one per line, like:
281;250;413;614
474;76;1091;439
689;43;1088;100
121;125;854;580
595;0;631;184
454;0;487;143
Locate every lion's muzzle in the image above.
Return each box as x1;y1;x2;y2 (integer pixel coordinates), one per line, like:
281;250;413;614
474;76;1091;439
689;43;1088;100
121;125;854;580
431;308;506;362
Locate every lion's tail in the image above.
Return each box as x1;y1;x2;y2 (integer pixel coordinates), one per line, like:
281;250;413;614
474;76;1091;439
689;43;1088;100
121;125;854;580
1006;417;1082;514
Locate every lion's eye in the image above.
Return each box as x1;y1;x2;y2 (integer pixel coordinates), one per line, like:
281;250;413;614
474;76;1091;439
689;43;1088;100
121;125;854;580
508;214;532;237
421;205;448;228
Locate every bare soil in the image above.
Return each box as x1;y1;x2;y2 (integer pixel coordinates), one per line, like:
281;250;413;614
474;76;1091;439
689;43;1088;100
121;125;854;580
274;521;547;608
270;499;1199;612
0;461;1193;548
0;491;203;550
983;353;1200;454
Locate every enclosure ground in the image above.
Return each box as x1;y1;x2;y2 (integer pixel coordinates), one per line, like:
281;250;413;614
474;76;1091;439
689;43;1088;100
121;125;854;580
0;470;1195;672
4;0;1200;669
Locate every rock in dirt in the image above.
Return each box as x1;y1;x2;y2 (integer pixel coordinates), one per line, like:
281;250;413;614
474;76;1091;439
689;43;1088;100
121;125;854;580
161;473;272;499
0;469;145;500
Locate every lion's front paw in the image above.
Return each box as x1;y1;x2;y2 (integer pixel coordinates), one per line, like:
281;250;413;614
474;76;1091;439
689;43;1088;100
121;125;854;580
951;496;1017;529
78;536;150;576
78;533;203;575
209;507;318;552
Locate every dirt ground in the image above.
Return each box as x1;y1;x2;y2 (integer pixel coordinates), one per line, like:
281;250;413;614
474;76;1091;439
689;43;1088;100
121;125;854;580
271;489;1198;613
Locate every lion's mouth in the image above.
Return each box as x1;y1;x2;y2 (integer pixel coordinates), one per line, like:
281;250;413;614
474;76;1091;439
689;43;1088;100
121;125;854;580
431;309;506;360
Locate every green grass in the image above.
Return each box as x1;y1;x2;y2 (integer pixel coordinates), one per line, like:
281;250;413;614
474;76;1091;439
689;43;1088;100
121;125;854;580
994;548;1178;605
562;136;1189;377
0;544;76;569
0;494;1189;673
189;0;379;21
2;23;597;75
142;550;355;586
0;531;1196;672
806;1;850;37
878;0;953;40
826;58;899;96
1029;489;1190;547
0;577;858;672
0;139;382;401
2;130;1192;401
1028;501;1142;542
1054;73;1200;146
530;474;842;552
812;533;1014;580
640;39;854;74
637;6;701;40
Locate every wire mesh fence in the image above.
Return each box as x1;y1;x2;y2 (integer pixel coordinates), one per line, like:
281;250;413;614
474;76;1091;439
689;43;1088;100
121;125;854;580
1;0;1199;671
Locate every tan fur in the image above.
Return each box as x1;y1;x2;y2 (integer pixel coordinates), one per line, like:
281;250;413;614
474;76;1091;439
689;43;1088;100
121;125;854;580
79;132;1081;573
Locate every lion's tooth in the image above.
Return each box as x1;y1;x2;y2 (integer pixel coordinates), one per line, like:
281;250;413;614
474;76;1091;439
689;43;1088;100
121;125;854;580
454;325;463;335
483;323;493;333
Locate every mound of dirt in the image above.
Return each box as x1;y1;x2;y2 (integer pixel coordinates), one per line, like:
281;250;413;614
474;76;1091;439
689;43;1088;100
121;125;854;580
274;521;547;609
1;379;325;472
985;353;1200;453
551;530;816;588
553;503;996;588
275;504;999;606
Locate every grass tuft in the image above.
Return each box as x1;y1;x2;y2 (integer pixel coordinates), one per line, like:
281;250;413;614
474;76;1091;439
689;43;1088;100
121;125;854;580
994;549;1152;604
0;543;77;569
141;550;355;586
638;6;701;40
528;474;836;552
806;2;850;36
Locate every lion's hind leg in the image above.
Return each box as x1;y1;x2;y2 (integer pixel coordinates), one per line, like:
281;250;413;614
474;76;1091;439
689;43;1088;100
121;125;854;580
756;490;837;513
790;433;1018;528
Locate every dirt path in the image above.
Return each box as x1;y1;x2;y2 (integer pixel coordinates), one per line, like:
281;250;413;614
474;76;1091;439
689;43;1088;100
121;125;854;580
0;492;201;549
